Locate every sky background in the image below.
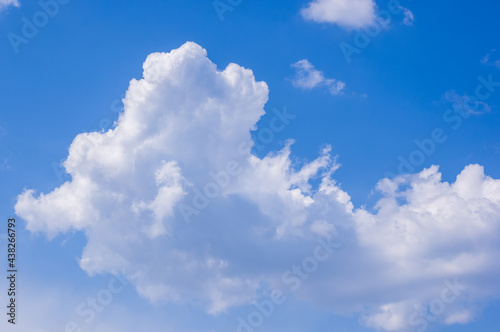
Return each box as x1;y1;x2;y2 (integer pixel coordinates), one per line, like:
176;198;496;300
1;0;500;331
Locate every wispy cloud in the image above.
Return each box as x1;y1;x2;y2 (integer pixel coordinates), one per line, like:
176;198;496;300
401;6;415;25
290;59;345;95
443;90;491;115
481;49;500;68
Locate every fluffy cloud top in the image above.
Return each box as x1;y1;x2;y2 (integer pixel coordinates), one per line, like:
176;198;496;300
291;59;345;95
15;42;500;330
301;0;376;28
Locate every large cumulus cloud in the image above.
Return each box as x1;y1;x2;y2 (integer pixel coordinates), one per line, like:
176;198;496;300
15;42;500;330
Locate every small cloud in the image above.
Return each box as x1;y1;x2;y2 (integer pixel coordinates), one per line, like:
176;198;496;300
290;59;345;95
0;150;12;171
301;0;376;29
481;49;500;69
0;0;19;11
481;54;490;65
401;6;415;26
443;90;491;115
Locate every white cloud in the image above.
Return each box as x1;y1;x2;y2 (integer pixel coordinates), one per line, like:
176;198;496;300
481;49;500;69
301;0;376;29
17;41;270;313
0;0;19;11
15;42;500;331
401;7;415;25
291;59;345;95
443;90;491;115
349;164;500;329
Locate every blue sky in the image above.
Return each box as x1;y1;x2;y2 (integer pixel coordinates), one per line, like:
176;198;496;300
1;0;500;331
